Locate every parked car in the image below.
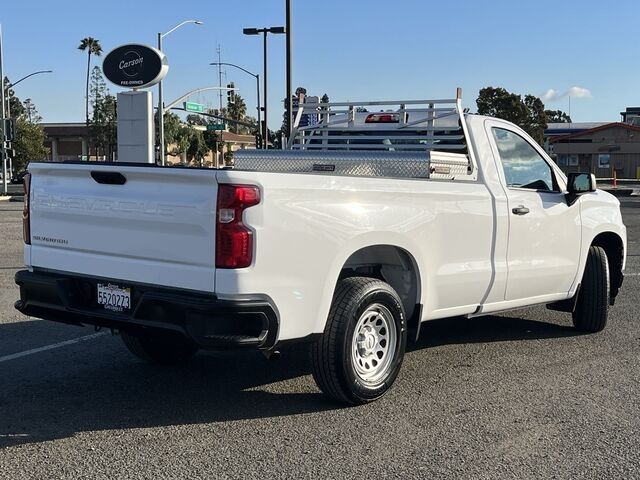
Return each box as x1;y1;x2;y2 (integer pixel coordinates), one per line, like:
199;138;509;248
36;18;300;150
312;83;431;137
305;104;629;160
15;90;626;404
11;171;27;184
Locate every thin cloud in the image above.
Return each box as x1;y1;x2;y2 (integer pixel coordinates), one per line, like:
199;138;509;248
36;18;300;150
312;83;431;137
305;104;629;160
542;86;592;103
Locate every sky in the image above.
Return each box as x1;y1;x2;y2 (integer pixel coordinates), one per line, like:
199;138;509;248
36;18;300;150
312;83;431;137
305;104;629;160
1;0;638;128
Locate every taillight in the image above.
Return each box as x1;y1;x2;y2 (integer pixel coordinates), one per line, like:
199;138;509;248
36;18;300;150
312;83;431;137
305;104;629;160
22;173;31;245
216;184;260;268
365;113;399;123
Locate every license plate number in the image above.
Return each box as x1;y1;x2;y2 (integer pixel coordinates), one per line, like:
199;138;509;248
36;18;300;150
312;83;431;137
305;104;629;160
97;283;131;312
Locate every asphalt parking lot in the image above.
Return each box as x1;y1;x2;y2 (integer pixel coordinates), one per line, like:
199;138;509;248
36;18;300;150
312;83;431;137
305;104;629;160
0;197;639;479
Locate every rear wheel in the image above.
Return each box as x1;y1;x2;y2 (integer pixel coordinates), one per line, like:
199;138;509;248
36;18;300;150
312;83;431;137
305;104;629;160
121;331;198;364
311;277;407;404
573;246;610;333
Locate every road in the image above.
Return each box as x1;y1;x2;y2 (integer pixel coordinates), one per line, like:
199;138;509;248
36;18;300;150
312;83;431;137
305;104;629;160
0;197;639;479
0;184;23;196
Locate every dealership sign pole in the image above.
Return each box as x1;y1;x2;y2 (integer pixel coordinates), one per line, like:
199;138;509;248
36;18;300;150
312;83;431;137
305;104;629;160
103;44;168;163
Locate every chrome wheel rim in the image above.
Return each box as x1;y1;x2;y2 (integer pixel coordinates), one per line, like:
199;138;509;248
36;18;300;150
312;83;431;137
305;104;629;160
351;303;397;384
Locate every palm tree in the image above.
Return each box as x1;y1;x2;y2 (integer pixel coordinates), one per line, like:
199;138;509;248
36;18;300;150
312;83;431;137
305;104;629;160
227;93;247;134
78;37;102;126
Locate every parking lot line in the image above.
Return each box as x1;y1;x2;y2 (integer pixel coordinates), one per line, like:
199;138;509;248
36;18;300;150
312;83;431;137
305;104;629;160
0;332;107;363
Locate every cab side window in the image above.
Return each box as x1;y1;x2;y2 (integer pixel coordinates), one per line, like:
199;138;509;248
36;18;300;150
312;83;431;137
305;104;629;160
491;128;555;191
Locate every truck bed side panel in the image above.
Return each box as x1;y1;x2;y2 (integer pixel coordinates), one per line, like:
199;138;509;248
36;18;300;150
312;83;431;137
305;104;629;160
215;170;494;341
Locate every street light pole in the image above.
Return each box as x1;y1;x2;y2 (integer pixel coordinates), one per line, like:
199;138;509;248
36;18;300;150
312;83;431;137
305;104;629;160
5;70;54;120
4;70;53;179
157;19;203;166
209;62;261;145
243;26;285;149
157;32;164;166
263;30;268;147
285;0;293;140
0;24;7;195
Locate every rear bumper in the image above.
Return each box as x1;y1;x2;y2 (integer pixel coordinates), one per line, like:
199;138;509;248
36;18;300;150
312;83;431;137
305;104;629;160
14;270;279;350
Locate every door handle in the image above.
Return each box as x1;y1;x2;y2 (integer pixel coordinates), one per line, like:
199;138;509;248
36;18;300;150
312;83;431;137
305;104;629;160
512;205;530;215
91;171;126;185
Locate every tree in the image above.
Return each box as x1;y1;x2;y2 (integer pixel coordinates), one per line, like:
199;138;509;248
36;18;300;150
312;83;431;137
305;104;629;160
523;95;547;145
13;117;48;172
545;109;572;123
186;129;208;166
186;114;207;126
88;67;116;159
476;87;548;145
90;94;117;160
321;93;330;104
156;111;182;154
3;77;25;117
89;66;108;112
78;37;103;126
21;99;42;124
227;92;247;134
171;125;191;162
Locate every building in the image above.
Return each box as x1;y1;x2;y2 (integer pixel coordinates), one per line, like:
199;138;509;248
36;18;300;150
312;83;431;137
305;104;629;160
544;122;607;152
550;122;640;179
40;122;255;166
620;107;640;125
42;123;93;161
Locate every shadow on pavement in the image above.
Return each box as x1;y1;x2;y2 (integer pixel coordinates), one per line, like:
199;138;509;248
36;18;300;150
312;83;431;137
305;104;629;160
0;314;580;448
413;314;579;350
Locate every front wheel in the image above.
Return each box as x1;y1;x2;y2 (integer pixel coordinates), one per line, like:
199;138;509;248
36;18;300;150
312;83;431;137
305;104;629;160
311;277;407;405
573;246;610;333
121;331;198;364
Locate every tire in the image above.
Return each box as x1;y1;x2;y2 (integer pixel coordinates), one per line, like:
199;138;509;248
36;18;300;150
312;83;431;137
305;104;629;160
311;277;407;405
121;331;198;364
572;246;610;333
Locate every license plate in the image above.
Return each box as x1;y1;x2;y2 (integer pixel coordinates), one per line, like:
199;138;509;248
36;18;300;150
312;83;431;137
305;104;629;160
97;283;131;312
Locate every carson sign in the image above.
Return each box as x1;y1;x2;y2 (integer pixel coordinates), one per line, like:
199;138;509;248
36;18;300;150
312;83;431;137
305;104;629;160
102;44;168;89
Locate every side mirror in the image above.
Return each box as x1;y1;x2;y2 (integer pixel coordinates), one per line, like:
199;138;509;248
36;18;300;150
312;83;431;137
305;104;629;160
566;172;596;206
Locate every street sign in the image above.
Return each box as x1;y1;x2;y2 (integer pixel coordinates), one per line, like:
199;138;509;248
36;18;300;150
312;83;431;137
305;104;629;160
184;102;205;113
207;123;226;131
103;44;168;89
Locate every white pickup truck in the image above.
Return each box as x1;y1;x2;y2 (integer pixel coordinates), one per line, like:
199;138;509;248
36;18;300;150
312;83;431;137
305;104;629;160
15;90;626;404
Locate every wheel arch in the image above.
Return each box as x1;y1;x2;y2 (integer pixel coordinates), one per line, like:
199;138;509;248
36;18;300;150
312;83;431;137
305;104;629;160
591;231;625;300
338;244;422;322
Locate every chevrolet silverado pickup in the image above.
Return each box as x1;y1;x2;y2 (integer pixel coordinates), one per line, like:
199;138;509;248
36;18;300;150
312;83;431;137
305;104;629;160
15;90;626;404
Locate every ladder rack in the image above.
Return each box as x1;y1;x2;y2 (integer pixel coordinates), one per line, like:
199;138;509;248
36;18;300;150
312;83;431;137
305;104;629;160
287;88;472;169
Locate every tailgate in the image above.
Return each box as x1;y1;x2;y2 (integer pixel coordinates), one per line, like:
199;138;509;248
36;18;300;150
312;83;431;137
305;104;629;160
27;163;218;292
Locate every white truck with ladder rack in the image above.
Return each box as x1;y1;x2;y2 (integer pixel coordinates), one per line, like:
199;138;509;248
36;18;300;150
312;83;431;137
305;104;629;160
15;89;626;404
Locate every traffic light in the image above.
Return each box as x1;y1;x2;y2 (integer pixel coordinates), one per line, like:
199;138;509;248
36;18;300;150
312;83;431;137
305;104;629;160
226;83;235;105
1;118;16;142
255;133;262;149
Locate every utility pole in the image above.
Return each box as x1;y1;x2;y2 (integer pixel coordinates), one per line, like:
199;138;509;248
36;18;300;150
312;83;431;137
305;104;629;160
217;45;223;112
